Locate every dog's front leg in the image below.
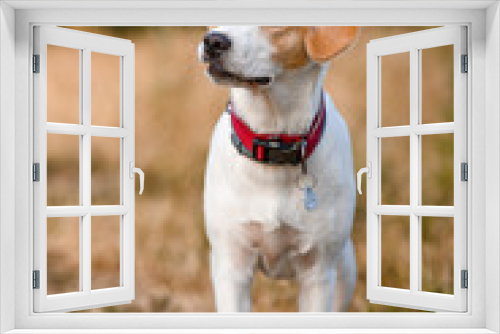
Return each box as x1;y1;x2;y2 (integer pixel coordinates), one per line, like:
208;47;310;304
210;245;256;312
297;263;337;312
334;238;356;311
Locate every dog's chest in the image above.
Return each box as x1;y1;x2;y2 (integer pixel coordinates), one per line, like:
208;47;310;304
228;163;325;230
243;222;317;279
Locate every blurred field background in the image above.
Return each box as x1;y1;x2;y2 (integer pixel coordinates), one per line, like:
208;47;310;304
45;26;454;312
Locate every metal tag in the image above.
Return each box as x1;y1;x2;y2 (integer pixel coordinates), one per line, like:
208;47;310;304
304;186;317;211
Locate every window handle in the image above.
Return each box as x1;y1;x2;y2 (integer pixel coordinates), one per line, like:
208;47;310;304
357;162;371;195
129;162;144;195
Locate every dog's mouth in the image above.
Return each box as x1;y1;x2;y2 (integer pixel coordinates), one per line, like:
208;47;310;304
206;61;272;86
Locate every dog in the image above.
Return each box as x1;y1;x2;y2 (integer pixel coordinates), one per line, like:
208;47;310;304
199;26;358;312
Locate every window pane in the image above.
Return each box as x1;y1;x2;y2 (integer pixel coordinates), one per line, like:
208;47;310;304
92;215;121;290
381;136;410;205
421;133;454;206
381;215;410;290
47;134;80;206
47;217;80;294
91;52;121;127
47;45;80;124
92;137;121;205
381;52;410;127
421;216;454;294
421;45;454;124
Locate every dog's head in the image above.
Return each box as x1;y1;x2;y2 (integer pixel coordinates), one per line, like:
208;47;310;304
198;26;359;88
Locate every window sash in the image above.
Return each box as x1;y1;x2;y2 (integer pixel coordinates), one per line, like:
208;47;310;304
366;26;468;312
32;25;136;313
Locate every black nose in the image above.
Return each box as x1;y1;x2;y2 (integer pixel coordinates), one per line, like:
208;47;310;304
203;32;232;59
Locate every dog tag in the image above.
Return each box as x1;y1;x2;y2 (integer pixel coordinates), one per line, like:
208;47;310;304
304;186;317;211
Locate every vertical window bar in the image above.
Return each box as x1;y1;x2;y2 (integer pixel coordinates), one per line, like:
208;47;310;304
81;48;92;293
120;56;124;207
78;49;84;292
376;56;382;288
119;55;125;286
417;47;424;292
409;48;420;293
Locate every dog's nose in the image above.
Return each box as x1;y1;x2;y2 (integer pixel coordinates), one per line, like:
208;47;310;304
203;32;232;59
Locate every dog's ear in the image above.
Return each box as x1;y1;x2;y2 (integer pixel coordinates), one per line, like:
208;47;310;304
305;26;359;62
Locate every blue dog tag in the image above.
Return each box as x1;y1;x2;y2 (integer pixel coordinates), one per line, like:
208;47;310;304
304;186;317;211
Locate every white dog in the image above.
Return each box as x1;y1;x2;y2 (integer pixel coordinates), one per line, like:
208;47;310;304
199;26;358;312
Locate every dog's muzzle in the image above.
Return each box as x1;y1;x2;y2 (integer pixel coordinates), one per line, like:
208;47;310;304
201;31;273;86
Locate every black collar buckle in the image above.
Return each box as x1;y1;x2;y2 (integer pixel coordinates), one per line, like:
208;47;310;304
252;138;303;165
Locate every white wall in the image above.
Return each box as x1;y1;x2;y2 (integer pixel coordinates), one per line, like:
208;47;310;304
0;2;16;333
485;2;500;333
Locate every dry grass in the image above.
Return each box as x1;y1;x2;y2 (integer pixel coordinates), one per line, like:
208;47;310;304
45;26;454;313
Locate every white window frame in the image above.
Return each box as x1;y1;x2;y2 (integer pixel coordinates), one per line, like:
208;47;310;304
0;1;498;333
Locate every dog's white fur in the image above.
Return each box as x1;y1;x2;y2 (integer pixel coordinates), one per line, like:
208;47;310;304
201;26;357;312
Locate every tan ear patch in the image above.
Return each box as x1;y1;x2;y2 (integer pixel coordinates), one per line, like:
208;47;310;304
305;26;359;62
261;26;310;70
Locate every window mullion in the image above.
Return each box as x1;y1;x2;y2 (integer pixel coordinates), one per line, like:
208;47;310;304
78;48;84;293
119;56;124;287
81;48;92;294
417;47;424;293
409;48;420;294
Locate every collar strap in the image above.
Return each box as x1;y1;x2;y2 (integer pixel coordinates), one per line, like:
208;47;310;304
229;94;326;166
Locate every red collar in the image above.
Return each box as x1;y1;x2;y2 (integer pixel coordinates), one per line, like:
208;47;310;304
229;94;326;165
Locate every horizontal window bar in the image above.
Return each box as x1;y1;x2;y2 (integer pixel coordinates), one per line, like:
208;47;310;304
416;290;455;299
372;205;411;215
90;286;124;295
47;123;87;135
46;206;88;217
46;291;86;301
412;205;454;217
90;126;130;138
46;205;130;217
47;123;130;138
372;126;411;138
372;205;454;217
90;205;130;216
371;122;454;138
412;122;454;135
